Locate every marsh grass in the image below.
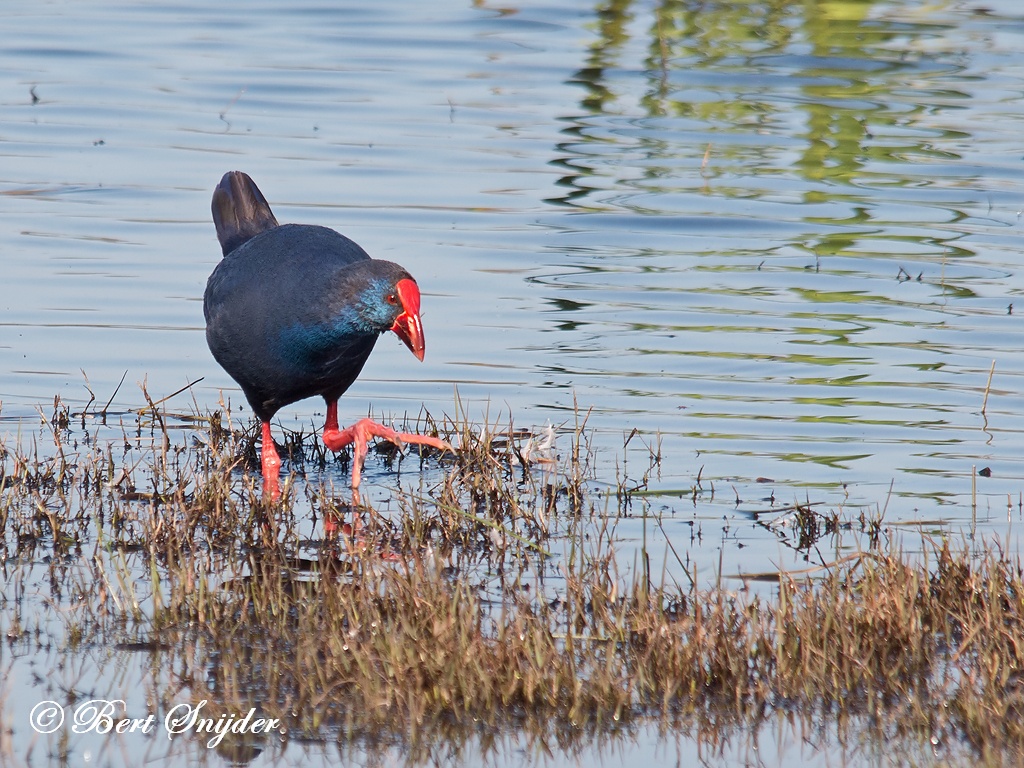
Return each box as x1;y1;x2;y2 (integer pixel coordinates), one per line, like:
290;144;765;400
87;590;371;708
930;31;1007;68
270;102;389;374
1;395;1024;765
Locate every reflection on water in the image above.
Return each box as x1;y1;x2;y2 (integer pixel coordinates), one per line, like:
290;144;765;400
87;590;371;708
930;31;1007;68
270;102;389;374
3;0;1024;765
537;0;1024;526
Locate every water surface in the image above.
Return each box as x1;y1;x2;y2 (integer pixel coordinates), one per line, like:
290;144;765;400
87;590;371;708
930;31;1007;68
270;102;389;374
3;0;1024;764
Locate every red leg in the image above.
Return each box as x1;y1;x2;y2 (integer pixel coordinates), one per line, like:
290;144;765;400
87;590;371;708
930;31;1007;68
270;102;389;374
324;400;340;438
261;420;282;500
321;400;452;489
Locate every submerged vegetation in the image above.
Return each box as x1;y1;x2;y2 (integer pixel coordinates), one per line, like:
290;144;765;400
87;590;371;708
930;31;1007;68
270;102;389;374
1;394;1024;766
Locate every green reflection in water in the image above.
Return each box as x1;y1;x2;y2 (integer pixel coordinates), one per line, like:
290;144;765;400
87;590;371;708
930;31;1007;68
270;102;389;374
557;0;972;218
529;0;1010;515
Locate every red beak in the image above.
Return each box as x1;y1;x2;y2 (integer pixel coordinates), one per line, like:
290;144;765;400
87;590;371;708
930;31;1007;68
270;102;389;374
391;277;425;361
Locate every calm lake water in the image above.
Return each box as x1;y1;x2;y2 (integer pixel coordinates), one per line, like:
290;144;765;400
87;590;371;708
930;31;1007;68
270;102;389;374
3;0;1024;764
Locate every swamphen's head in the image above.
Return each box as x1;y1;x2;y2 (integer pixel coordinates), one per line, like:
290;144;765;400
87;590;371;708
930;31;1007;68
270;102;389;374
348;270;425;362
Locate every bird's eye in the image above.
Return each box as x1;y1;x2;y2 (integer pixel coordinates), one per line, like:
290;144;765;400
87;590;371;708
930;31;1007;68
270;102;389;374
385;293;398;305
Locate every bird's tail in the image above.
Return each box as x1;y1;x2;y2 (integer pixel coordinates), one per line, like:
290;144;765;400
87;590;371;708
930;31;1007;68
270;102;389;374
212;171;280;256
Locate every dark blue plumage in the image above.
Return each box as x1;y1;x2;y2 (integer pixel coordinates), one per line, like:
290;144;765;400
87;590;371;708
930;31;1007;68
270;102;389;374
203;171;448;497
211;169;280;257
205;222;412;421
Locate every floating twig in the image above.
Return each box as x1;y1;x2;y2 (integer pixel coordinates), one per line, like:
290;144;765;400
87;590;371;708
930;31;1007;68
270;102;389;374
981;359;995;415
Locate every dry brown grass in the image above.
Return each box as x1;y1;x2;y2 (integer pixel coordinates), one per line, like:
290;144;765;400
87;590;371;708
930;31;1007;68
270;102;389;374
2;395;1024;765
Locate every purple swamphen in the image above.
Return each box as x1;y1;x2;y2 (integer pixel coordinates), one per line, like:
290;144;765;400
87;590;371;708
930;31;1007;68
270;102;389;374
204;171;451;498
